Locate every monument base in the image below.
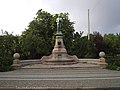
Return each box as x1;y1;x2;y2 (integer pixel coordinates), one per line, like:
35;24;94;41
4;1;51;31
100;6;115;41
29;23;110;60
41;32;78;65
41;46;78;65
41;54;78;65
11;59;21;69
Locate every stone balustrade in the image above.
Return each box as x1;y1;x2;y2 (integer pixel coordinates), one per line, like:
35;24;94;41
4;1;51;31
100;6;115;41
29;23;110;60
11;51;108;69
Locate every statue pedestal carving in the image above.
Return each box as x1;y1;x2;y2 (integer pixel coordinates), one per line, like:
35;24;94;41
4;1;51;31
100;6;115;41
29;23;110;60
41;32;78;65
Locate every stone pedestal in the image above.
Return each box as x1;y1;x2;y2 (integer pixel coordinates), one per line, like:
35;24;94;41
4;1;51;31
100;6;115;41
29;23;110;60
98;51;108;68
11;53;21;69
41;32;78;65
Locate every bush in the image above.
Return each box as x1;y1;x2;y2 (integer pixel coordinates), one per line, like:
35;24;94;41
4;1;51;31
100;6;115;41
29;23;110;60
106;56;120;70
0;56;14;72
0;66;14;72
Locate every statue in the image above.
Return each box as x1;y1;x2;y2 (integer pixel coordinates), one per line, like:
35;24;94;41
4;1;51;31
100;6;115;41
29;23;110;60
56;14;62;33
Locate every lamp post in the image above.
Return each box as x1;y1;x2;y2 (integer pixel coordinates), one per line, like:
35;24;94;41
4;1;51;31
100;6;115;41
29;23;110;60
88;9;90;40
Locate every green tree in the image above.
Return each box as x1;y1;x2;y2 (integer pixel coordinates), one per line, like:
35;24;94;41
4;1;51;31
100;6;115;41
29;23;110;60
0;31;19;72
104;33;120;56
20;9;75;59
71;32;97;58
71;32;85;58
92;31;105;54
20;10;53;59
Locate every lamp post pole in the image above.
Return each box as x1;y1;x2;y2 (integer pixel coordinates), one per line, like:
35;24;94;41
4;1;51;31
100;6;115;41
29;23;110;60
88;9;90;40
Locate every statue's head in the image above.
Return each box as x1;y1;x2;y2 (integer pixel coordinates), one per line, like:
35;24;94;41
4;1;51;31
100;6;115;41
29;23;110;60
57;14;62;22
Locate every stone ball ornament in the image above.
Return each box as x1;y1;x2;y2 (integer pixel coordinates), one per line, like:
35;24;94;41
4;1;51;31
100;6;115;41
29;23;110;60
99;51;105;58
13;53;20;59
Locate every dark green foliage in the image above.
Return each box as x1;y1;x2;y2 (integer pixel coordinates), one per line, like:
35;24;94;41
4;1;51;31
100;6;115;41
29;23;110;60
71;32;85;58
84;40;98;58
92;31;106;53
0;66;14;72
0;57;14;72
0;31;19;72
106;56;120;70
0;57;12;66
104;33;120;56
71;32;97;58
20;10;54;59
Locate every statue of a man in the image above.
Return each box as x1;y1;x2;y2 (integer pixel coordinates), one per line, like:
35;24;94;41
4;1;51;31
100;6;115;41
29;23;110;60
56;14;62;33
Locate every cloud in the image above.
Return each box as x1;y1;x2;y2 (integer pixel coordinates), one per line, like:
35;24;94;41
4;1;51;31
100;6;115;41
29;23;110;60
91;0;120;34
0;0;120;35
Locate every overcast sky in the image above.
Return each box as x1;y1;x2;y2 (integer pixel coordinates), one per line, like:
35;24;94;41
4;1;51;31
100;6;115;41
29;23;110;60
0;0;120;36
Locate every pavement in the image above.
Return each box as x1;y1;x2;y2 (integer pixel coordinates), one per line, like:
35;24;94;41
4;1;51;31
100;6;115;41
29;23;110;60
0;64;120;90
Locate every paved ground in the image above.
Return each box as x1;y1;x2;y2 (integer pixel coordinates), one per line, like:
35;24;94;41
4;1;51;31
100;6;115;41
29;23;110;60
0;64;120;90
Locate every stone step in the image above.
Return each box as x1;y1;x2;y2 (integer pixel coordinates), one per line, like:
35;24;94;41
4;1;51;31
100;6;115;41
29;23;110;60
21;63;101;69
0;67;120;90
0;79;120;90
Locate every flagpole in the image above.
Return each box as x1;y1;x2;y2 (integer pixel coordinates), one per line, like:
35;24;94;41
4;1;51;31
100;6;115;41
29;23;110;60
88;9;90;40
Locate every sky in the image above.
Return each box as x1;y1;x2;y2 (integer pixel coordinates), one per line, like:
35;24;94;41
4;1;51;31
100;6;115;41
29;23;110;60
0;0;120;36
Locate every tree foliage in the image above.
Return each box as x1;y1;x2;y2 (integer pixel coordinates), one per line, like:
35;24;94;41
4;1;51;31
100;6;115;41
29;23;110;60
0;31;18;71
20;9;75;59
104;33;120;56
92;31;105;53
72;32;97;58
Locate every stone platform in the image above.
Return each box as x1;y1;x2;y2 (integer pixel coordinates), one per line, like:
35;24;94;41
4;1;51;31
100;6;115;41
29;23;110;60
21;63;100;69
0;65;120;90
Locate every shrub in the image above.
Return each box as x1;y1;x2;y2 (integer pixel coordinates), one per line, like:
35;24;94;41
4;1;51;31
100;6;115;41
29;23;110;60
0;66;14;72
106;56;120;70
0;56;14;72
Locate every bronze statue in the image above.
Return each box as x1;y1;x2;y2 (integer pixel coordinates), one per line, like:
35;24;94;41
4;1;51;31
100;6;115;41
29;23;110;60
56;14;62;33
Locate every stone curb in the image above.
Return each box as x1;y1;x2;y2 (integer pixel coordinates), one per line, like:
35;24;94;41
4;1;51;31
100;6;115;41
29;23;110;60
0;87;120;90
